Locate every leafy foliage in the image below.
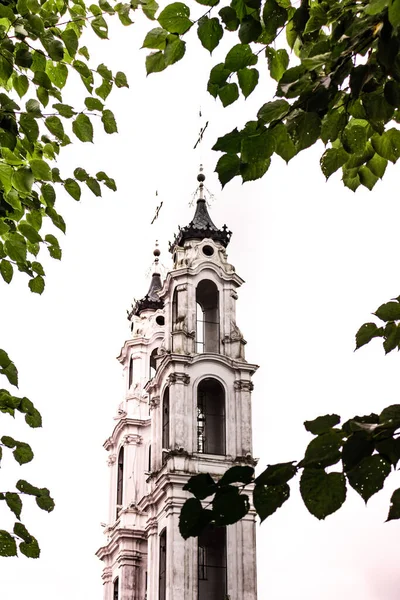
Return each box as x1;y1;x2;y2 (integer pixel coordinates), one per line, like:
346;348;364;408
0;0;134;559
180;407;400;538
0;351;55;557
143;0;400;190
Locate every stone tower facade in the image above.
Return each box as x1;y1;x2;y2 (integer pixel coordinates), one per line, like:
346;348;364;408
97;172;258;600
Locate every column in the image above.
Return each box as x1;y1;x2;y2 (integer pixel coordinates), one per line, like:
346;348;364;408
168;373;190;450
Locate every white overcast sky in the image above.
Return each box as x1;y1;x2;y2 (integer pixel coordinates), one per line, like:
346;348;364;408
1;8;400;600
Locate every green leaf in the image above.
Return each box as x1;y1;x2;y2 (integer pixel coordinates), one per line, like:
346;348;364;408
36;495;55;512
158;2;193;34
85;97;104;111
28;275;44;295
365;0;388;15
225;44;257;71
304;414;341;436
265;47;289;82
13;442;34;464
197;17;223;53
347;455;391;502
376;437;400;467
215;153;240;187
372;129;400;163
359;165;379;191
72;114;94;143
257;99;289;123
179;498;213;539
13;75;29;99
218;82;239;107
101;109;118;134
14;523;40;558
19;113;39;143
342;432;374;472
219;6;239;31
366;153;387;179
142;0;159;20
1;435;16;448
164;37;186;66
29;159;52;182
183;473;217;499
320;147;349;179
380;404;400;424
86;178;101;197
16;480;41;496
45;116;64;140
15;48;33;69
115;71;129;88
300;468;346;519
375;301;400;322
270;122;297;162
61;28;78;57
212;128;243;153
19;222;42;243
289;112;321;151
387;488;400;521
253;483;289;522
64;178;81;201
25;407;42;428
5;492;22;519
213;486;249;525
195;0;219;5
218;465;254;486
321;109;347;144
5;233;27;262
97;64;113;81
0;260;13;283
255;462;297;486
53;103;75;118
46;206;66;233
342;168;360;192
237;68;259;98
143;27;169;49
239;15;262;43
301;430;343;469
91;15;108;39
262;0;287;43
0;530;17;557
389;0;400;28
240;130;275;181
342;120;368;155
41;183;56;206
146;51;166;75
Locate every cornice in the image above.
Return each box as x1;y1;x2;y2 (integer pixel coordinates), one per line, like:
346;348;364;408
103;417;151;450
159;262;244;301
117;332;164;363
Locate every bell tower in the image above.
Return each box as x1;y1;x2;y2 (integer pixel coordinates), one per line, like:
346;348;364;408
97;170;258;600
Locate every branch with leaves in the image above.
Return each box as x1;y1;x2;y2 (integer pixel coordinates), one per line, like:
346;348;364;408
0;349;54;558
143;0;400;191
179;406;400;539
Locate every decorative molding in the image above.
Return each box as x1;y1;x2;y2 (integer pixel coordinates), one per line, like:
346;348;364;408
107;453;117;466
102;567;112;583
230;290;238;299
234;380;254;392
149;395;160;410
123;434;143;446
168;372;190;385
175;283;187;292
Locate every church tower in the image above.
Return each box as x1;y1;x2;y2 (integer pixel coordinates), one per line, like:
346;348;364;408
97;170;258;600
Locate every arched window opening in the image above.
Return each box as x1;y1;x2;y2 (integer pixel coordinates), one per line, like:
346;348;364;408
172;287;178;327
113;578;119;600
149;347;159;379
196;280;219;353
159;529;167;600
148;444;152;472
116;446;124;518
198;526;226;600
128;355;134;388
162;388;170;461
197;379;225;455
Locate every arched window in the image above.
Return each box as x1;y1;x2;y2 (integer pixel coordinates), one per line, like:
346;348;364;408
113;578;119;600
148;444;152;472
149;347;159;379
162;388;170;456
198;526;226;600
159;529;167;600
128;355;134;388
116;446;124;517
196;280;219;353
172;287;178;327
197;379;225;455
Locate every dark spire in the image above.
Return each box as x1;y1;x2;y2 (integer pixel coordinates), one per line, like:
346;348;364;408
130;243;164;317
169;167;232;252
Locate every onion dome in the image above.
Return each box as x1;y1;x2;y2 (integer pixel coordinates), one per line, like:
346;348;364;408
169;167;232;252
130;244;164;317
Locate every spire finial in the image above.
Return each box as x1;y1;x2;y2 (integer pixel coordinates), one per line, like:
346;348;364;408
153;240;160;273
197;164;205;200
